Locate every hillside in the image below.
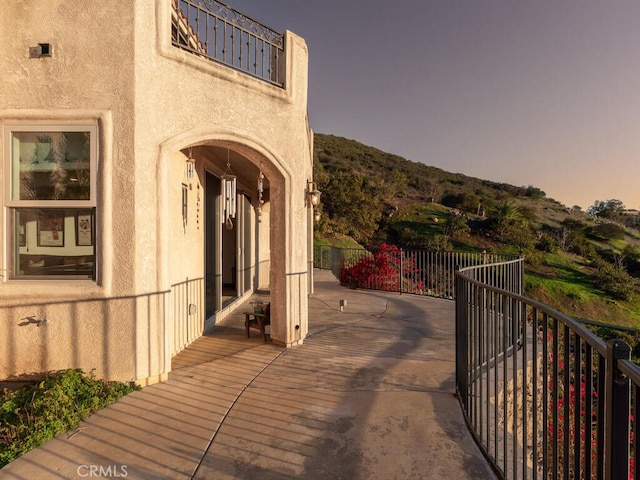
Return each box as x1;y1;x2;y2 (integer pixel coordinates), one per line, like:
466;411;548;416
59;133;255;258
313;133;640;330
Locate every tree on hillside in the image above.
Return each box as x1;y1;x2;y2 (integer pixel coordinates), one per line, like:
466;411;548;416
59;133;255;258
441;191;481;214
319;171;385;245
587;199;625;219
553;218;587;253
553;225;572;252
525;185;546;199
443;210;470;240
589;223;625;241
424;179;441;203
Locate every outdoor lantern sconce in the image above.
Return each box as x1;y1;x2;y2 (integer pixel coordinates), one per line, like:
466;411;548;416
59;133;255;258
307;180;322;224
222;147;237;230
307;180;321;207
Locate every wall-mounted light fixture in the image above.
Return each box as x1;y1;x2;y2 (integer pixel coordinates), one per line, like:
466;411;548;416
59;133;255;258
221;147;237;230
307;180;322;223
307;180;321;207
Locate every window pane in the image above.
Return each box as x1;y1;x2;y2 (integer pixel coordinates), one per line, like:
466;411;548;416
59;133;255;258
11;131;91;201
13;208;95;278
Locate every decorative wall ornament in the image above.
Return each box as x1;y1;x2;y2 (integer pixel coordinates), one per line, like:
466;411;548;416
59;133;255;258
186;147;195;179
256;170;265;220
221;147;236;230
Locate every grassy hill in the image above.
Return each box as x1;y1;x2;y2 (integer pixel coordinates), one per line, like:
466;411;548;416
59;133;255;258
313;133;640;330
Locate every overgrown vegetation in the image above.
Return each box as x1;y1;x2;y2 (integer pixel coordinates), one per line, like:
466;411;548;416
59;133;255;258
314;133;640;329
0;369;140;467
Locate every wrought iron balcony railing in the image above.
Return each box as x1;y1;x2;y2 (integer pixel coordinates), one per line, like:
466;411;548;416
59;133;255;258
313;245;517;299
171;0;284;87
456;259;639;480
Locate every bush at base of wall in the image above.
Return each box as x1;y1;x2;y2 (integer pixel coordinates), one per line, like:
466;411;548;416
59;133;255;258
0;369;140;468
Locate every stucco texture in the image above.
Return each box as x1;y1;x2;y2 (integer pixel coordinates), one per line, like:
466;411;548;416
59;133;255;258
0;0;312;384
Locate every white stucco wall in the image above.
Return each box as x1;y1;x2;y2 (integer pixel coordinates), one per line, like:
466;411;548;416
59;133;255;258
0;0;312;384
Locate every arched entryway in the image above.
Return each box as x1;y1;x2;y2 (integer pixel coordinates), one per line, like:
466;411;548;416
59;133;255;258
158;130;310;360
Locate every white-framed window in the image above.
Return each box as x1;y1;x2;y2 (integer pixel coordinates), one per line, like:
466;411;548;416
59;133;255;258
4;123;98;279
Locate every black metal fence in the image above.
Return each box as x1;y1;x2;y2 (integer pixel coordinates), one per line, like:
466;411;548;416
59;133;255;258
171;0;284;86
456;259;639;480
314;245;515;299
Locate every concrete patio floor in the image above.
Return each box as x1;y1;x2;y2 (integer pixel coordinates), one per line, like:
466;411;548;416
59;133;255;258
1;270;496;479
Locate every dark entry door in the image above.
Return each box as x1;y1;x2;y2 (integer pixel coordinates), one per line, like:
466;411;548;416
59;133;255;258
205;172;219;317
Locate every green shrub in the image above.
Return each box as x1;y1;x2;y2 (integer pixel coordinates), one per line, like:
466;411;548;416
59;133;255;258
1;369;139;467
536;232;558;253
589;222;625;241
444;212;470;240
592;258;635;301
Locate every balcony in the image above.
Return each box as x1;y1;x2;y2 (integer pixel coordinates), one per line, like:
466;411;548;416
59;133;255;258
171;0;284;86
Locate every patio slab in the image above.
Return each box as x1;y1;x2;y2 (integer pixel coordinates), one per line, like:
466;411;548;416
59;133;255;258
0;270;495;479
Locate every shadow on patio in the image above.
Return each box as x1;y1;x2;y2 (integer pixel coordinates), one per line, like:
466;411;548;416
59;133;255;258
0;270;495;480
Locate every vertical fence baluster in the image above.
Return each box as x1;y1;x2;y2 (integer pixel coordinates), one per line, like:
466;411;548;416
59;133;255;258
469;279;476;430
485;282;490;451
493;289;500;466
573;333;581;479
634;384;639;480
399;248;404;294
531;306;538;480
521;300;528;480
597;354;606;479
562;325;570;480
584;343;593;480
541;312;548;480
512;296;519;480
552;320;559;478
502;290;510;475
605;339;631;480
479;281;486;445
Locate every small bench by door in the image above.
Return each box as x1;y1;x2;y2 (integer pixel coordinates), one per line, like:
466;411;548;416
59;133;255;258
244;302;270;342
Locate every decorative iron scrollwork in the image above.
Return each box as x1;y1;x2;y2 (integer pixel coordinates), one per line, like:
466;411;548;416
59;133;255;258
172;0;284;86
193;0;284;47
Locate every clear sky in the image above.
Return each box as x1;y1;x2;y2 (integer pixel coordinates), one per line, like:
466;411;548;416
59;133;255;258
230;1;640;210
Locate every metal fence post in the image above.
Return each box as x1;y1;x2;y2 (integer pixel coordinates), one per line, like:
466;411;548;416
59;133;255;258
455;267;468;411
399;248;404;294
605;339;631;480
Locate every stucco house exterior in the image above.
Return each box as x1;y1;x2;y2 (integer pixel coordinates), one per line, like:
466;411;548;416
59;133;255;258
0;0;314;385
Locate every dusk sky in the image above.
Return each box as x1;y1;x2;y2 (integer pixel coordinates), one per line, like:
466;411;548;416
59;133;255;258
232;1;640;210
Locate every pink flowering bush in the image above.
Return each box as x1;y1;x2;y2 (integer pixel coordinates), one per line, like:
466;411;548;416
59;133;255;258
340;244;424;293
547;330;634;479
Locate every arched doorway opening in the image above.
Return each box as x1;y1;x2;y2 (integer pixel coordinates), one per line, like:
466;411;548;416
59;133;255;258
160;130;310;353
193;144;269;320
